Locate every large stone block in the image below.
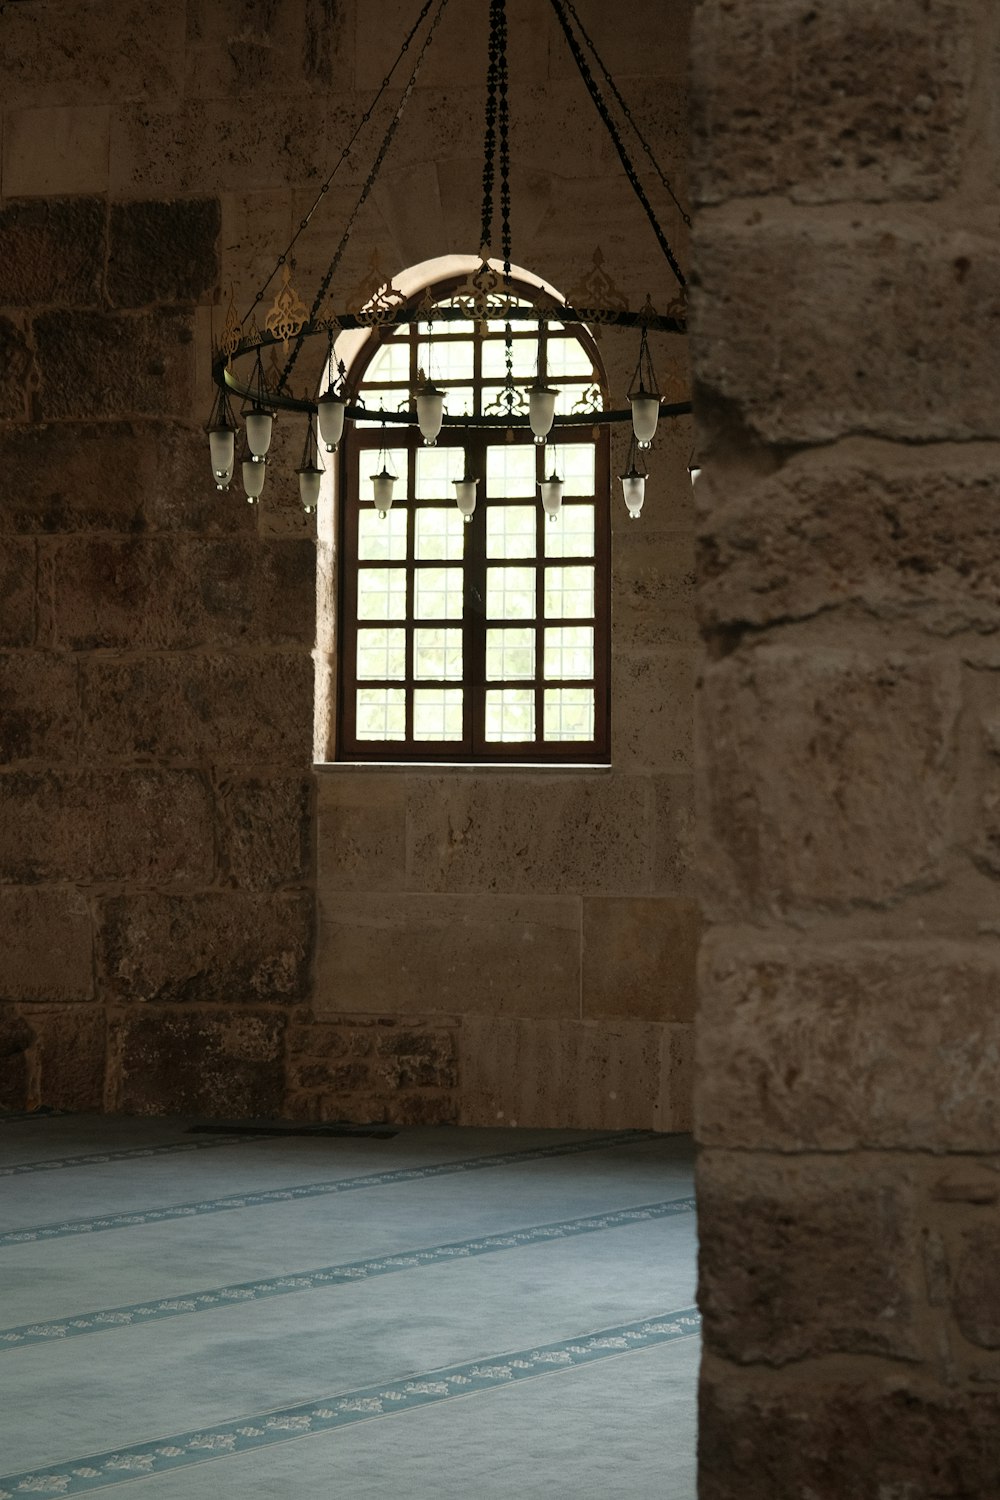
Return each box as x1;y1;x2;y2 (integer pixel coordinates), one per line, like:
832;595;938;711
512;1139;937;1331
0;769;213;884
0;652;78;764
45;537;314;649
698;1151;925;1366
582;896;699;1021
108;199;220;307
613;528;697;648
650;772;696;894
315;892;581;1018
80;653;313;764
700;647;958;915
316;771;407;893
0;198;105;306
33;309;195;422
612;648;696;771
287;1015;459;1107
0;3;184;108
691;0;973;205
0;887;92;1004
950;1224;1000;1350
691;212;1000;446
23;1004;106;1111
185;0;354;98
215;774;312;890
0;542;36;647
98;890;312;1005
2;106;111;196
698;441;1000;638
110;1008;287;1118
0;315;37;422
0;1011;34;1112
697;936;1000;1152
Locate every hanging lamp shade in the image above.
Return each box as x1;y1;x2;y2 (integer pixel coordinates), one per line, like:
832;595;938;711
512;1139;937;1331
415;383;445;445
372;467;396;518
539;472;563;521
208;424;235;487
630;390;661;447
242;456;267;503
620;465;646;519
244;408;274;458
453;476;479;522
528;382;557;441
297;462;323;512
317;392;347;452
689;465;702;486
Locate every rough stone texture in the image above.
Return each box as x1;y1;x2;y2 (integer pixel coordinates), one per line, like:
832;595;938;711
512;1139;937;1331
110;1009;287;1118
0;314;37;421
0;198;106;306
215;775;312;891
98;891;312;1005
317;772;407;893
698;1153;925;1366
22;1005;107;1111
2;105;112;196
0;542;36;647
582;896;700;1021
0;888;93;1003
33;308;196;422
0;4;184;108
612;649;696;770
0;1011;34;1112
700;646;959;916
697;937;1000;1153
107;198;220;307
950;1225;1000;1350
613;528;697;647
690;0;974;206
286;1016;459;1125
0;652;78;764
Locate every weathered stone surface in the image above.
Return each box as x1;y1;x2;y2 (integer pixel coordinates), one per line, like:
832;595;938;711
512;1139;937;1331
406;771;654;895
650;772;696;894
2;105;111;196
0;542;36;648
24;1004;106;1111
33;309;195;422
110;1008;287;1118
612;649;696;770
699;442;1000;638
697;936;1000;1152
691;0;973;205
582;896;699;1021
80;653;313;764
692;213;1000;446
0;652;78;764
98;891;312;1005
699;1372;1000;1500
0;1010;34;1112
951;1225;1000;1350
0;198;105;306
108;199;220;306
968;671;1000;878
614;528;697;647
315;892;581;1018
0;4;184;108
317;772;407;893
185;0;353;98
657;1021;694;1132
700;647;958;915
216;774;312;890
698;1151;924;1366
0;770;213;884
46;538;314;649
0;315;37;422
288;1015;459;1103
0;888;93;1003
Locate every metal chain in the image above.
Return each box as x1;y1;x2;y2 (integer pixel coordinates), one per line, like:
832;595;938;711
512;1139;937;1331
480;0;501;252
560;0;691;229
277;0;452;393
547;0;686;290
496;0;512;278
241;0;439;326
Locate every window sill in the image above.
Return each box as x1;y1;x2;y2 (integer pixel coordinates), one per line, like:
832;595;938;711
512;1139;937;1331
313;761;613;773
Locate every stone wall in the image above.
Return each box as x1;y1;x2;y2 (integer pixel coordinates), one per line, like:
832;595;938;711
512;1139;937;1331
689;1;1000;1493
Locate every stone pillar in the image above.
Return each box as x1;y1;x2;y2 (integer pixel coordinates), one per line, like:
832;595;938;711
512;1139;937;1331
689;1;1000;1493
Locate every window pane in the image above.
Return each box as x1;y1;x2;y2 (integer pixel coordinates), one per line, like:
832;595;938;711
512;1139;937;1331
415;566;464;620
486;627;535;681
357;687;406;740
419;315;476;336
419;340;474;382
544;565;594;620
544;626;594;680
485;687;535;742
358;567;408;620
487;565;536;620
358;447;408;493
482;338;538;379
547;443;596;495
486;504;536;559
439;385;474;417
357;627;406;680
487;444;536;498
413;687;464;741
366;342;411;383
546;340;594;378
415;446;466;501
543;687;594;741
356;392;409;427
414;627;463;680
415;506;465;561
544;502;594;558
358;507;407;561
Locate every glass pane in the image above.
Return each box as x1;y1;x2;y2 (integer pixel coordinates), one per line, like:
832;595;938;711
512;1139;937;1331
415;566;464;620
481;384;531;419
487;565;536;620
487;444;536;499
356;687;406;741
419;315;476;336
358;507;407;561
357;567;407;620
544;565;594;620
486;627;535;681
546;339;594;378
357;627;406;680
544;502;594;558
413;688;464;741
365;342;411;383
543;687;595;742
415;506;465;561
485;687;536;742
439;385;474;417
419;340;474;382
547;443;596;495
544;626;594;680
415;447;466;501
553;384;598;416
482;338;538;379
355;392;409;427
486;504;536;559
358;447;408;493
414;627;463;680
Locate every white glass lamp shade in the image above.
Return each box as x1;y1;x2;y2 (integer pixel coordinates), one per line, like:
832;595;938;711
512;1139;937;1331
208;425;235;482
630;391;661;447
416;385;444;445
689;465;702;486
372;467;396;518
539;474;563;521
244;408;274;458
620;468;645;519
242;456;266;502
317;394;346;452
528;384;557;441
453;476;478;522
297;463;323;512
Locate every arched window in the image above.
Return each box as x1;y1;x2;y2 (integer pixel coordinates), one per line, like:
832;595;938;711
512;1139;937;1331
335;272;610;764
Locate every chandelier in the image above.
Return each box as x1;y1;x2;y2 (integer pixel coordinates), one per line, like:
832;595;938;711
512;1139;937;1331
205;0;692;523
